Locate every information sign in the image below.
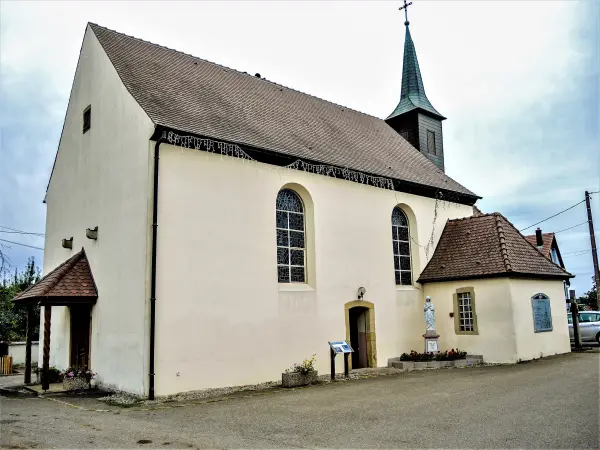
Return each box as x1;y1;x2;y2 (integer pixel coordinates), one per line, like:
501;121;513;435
329;341;354;354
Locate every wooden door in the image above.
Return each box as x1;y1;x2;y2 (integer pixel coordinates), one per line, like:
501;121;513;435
70;306;91;368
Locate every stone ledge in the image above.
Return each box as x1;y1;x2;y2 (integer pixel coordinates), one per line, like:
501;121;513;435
388;357;483;371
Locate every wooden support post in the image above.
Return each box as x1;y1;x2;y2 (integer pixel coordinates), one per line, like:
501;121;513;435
24;305;33;384
42;306;52;391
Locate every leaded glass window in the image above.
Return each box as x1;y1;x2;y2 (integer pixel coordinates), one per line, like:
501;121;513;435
276;189;305;283
392;207;412;285
457;292;474;332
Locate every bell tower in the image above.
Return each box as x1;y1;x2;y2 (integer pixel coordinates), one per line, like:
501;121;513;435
386;1;447;171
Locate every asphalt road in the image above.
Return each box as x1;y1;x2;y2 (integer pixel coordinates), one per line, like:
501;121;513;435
1;351;598;449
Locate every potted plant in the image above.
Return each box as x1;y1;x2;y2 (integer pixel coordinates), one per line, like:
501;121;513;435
282;354;318;388
61;367;96;391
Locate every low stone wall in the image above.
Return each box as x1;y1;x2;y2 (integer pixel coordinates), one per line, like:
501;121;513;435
388;355;483;370
8;342;39;365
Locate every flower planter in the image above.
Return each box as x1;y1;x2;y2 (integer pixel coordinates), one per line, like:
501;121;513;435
282;371;318;388
63;377;91;391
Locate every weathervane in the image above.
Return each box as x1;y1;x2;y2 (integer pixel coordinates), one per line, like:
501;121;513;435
399;0;413;26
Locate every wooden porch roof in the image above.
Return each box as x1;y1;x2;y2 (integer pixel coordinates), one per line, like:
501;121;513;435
13;248;98;306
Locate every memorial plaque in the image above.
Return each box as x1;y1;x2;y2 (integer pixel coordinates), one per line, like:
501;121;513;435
532;296;553;332
426;339;439;353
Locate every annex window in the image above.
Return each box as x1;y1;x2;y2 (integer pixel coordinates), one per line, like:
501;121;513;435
83;106;91;134
427;130;436;155
531;294;552;332
392;207;412;285
453;288;478;335
276;189;305;283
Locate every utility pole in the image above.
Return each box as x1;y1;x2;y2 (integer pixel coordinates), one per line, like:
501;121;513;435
584;191;600;309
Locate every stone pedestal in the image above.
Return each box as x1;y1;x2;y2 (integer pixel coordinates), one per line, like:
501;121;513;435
423;330;440;354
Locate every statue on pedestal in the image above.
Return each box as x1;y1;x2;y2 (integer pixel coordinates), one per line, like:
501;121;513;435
423;296;439;353
424;296;436;332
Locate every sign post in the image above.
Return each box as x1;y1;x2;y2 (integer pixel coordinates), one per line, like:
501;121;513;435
328;341;354;380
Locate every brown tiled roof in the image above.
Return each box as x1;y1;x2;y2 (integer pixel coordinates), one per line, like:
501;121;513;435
88;23;477;199
524;233;554;259
13;249;98;305
418;213;573;283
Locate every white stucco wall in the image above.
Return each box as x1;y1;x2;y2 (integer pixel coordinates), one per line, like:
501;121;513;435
154;145;474;395
509;279;571;361
423;278;517;363
41;25;154;395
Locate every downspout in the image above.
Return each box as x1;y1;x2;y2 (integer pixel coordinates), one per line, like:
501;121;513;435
149;131;165;400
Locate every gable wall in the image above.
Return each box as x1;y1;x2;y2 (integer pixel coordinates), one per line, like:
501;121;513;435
42;26;154;395
508;278;571;361
153;145;473;395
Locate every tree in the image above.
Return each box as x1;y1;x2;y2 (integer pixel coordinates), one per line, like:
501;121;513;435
0;257;40;342
576;276;598;311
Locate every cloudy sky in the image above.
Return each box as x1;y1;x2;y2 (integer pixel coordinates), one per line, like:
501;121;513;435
1;1;598;294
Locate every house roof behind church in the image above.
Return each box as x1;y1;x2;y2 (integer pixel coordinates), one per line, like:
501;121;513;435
417;213;573;283
13;249;98;305
88;23;476;199
524;232;555;259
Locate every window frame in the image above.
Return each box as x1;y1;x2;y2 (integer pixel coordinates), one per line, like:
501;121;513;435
83;105;91;134
276;189;306;284
426;129;436;155
391;207;412;286
531;293;553;333
453;287;478;335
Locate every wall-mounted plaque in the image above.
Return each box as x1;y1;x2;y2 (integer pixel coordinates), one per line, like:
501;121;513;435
532;294;553;333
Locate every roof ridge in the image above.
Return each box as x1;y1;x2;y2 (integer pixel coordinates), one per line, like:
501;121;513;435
448;212;498;222
494;215;513;272
87;22;384;123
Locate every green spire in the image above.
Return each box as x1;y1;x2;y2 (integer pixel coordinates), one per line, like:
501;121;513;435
387;24;446;121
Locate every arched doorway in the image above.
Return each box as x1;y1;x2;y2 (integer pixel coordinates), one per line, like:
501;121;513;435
345;301;377;369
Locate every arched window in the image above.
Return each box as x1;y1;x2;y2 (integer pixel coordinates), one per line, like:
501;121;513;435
276;189;305;283
392;207;412;285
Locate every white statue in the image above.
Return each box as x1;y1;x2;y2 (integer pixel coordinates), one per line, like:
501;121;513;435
424;296;435;332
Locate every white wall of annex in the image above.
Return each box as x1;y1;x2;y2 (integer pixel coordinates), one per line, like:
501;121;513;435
154;144;473;395
41;25;154;395
423;278;517;363
509;278;571;361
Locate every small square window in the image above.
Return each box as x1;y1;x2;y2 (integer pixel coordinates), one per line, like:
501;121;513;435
427;130;436;155
83;106;91;133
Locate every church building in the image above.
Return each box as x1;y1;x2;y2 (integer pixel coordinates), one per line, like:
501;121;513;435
14;13;572;397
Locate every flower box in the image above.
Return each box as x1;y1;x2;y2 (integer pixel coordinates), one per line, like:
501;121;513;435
282;371;318;388
63;377;91;391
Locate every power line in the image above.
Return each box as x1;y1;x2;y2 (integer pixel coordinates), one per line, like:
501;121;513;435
562;249;592;256
563;251;592;258
554;222;588;234
0;230;45;237
0;238;44;251
0;225;45;236
520;200;586;232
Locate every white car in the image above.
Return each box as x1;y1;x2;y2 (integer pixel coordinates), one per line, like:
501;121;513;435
568;311;600;344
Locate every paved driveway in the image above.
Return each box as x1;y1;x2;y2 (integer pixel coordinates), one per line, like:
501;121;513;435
1;351;598;449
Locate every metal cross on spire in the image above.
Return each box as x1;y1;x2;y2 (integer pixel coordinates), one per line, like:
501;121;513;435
399;0;413;26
